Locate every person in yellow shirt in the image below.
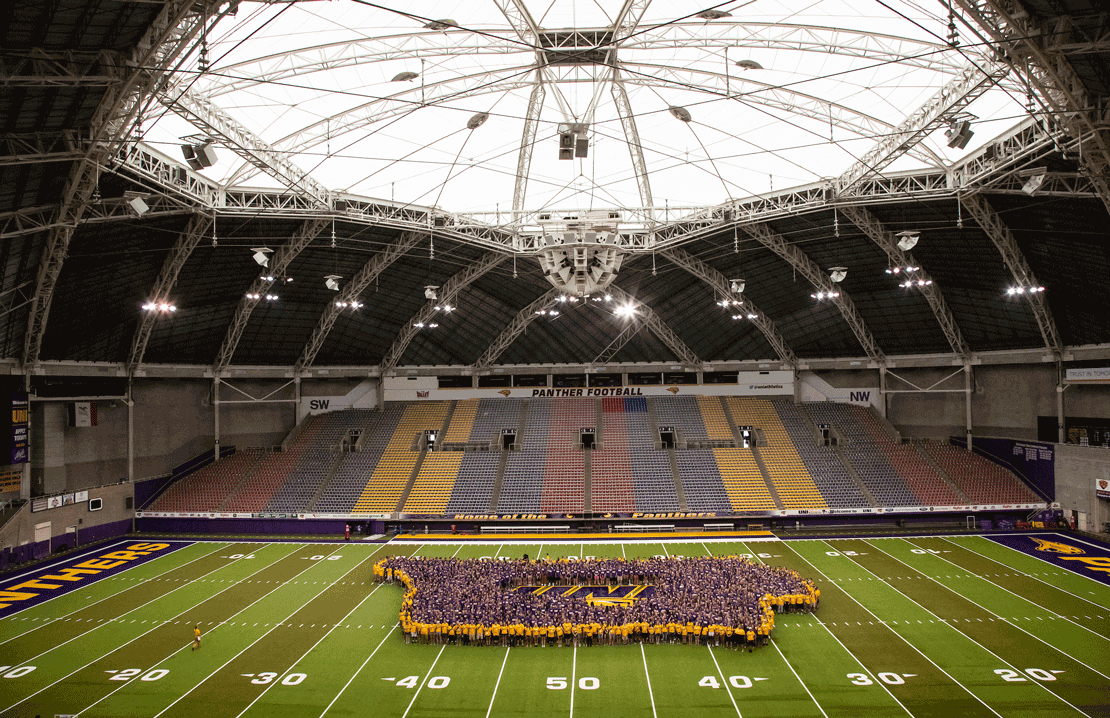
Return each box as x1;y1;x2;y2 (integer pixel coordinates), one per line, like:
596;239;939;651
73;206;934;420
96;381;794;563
192;624;201;651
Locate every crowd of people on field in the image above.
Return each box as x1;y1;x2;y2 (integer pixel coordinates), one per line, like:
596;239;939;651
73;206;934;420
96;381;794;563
374;554;818;649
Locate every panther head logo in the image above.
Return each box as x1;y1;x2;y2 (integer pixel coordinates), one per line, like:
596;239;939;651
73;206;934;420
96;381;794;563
1031;538;1084;555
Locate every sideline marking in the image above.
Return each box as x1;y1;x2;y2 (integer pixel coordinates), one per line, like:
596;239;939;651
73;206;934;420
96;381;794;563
853;539;1097;715
739;541;912;718
908;538;1110;644
1;543;288;715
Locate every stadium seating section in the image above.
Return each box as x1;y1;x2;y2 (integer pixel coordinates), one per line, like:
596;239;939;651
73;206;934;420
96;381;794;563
147;396;1040;517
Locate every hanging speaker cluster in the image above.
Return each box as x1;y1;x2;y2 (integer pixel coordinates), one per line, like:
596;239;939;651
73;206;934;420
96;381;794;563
558;122;589;160
538;232;624;297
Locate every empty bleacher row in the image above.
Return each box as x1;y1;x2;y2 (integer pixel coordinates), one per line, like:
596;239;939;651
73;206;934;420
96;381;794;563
148;396;1040;517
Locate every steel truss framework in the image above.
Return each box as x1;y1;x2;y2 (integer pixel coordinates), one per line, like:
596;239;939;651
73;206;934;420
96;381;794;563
0;48;125;88
127;214;213;374
742;222;885;363
953;0;1110;213
960;193;1063;356
295;231;425;372
378;252;507;375
0;131;86;167
197;22;976;98
839;205;971;358
213;218;329;374
472;287;561;369
593;285;699;367
23;0;228;369
660;248;796;367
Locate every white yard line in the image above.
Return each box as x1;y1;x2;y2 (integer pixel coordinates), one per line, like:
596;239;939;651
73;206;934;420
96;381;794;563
754;541;928;718
4;544;293;716
706;645;742;718
770;638;829;718
484;646;511;718
233;573;386;718
0;541;232;645
944;535;1110;597
151;544;353;718
6;542;249;667
569;642;577;718
400;644;446;718
639;641;658;718
78;544;375;717
318;623;398;718
842;539;1094;717
901;537;1110;644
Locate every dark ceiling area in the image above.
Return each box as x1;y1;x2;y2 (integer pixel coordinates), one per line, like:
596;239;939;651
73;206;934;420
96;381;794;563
1;0;1108;375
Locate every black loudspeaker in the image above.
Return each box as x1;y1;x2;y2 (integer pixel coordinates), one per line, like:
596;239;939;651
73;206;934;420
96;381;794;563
125;496;133;510
575;138;588;158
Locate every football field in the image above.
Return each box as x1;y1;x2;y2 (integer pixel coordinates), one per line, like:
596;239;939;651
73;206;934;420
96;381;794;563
1;532;1108;718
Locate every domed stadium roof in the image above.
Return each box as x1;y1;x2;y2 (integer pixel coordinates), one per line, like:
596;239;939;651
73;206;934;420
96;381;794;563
1;0;1108;376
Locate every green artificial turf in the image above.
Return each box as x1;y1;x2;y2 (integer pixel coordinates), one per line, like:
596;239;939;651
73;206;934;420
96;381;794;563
1;535;1107;718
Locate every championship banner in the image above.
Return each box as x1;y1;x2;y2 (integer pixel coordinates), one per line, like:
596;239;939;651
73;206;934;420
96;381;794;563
10;392;27;464
985;533;1110;587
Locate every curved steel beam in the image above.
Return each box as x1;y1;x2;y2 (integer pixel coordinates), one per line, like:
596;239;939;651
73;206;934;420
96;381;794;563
379;252;507;374
618;62;945;169
839;205;970;357
160;83;331;206
198;23;969;98
127;214;213;375
661;247;796;366
741;222;885;363
225;66;537;187
835;60;1010;194
512;71;545;215
599;284;698;366
954;0;1110;214
611;67;653;210
472;286;561;369
213;218;328;374
962;193;1062;355
230;59;942;187
296;230;424;372
24;0;218;369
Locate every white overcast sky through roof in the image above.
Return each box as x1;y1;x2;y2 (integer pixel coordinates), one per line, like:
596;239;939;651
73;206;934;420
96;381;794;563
146;0;1028;217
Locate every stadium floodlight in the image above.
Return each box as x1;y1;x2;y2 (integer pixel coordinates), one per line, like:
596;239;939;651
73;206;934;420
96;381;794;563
392;71;419;82
325;275;341;291
730;279;745;293
143;301;177;312
697;9;732;19
811;291;840;300
895;231;920;251
735;59;763;70
829;267;848;283
251;247;273;267
614;302;637;318
425;19;458;30
424;285;438;300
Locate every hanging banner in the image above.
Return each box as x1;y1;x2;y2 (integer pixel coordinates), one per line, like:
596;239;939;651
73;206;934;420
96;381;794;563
11;392;27;464
1065;367;1110;383
1097;478;1110;499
